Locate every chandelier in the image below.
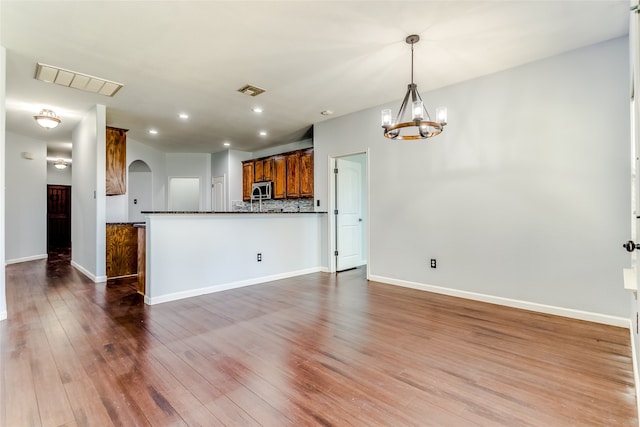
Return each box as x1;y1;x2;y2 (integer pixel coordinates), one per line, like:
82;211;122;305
33;109;61;129
381;35;447;140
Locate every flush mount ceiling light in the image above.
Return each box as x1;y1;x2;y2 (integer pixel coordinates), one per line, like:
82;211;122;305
33;109;61;129
54;159;67;169
381;35;447;140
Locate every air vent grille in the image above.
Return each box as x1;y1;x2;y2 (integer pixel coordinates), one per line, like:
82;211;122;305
237;84;266;97
35;63;123;97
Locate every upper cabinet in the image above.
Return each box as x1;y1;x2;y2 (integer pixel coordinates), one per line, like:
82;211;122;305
242;148;314;201
286;152;300;198
106;126;127;195
273;155;287;199
300;148;314;198
242;161;255;201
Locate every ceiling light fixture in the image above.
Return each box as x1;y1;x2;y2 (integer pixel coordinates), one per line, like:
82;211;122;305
149;129;158;135
381;35;447;140
223;142;231;147
178;113;189;119
252;107;263;113
259;131;267;137
53;159;67;169
33;109;61;129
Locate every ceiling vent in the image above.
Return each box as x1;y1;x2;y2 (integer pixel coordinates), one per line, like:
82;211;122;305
35;63;123;97
237;84;265;97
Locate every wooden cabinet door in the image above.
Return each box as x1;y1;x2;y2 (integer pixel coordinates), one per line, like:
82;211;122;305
106;224;138;278
273;156;287;199
254;159;263;181
262;157;274;181
286;152;300;198
106;126;127;195
300;149;314;198
242;161;254;201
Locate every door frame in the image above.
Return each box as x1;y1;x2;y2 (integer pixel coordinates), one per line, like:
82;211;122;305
327;149;370;276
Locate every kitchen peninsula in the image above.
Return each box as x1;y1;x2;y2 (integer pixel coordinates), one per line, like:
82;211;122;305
141;211;328;305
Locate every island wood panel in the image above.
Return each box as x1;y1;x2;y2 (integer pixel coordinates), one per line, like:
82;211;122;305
106;224;138;278
137;226;146;295
2;261;637;426
106;126;127;195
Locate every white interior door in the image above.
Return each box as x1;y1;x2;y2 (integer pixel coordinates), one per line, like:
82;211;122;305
212;175;225;212
336;156;364;271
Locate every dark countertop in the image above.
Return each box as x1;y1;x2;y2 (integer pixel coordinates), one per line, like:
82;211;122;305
140;211;328;215
106;222;141;225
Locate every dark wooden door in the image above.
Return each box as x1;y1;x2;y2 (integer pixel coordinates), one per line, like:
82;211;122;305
47;185;71;250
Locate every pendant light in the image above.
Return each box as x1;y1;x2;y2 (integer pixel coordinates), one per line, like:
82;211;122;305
381;35;447;140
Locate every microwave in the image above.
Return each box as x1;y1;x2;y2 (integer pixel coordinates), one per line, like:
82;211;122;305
251;181;272;200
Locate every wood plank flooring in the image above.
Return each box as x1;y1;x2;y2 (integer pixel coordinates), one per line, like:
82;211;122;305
1;252;637;426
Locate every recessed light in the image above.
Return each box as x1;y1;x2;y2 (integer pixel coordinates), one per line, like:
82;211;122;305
223;142;231;147
259;131;267;137
320;110;334;116
149;129;158;135
252;107;263;113
178;113;189;119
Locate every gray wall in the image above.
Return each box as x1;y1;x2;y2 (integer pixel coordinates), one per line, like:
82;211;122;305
315;37;630;318
5;132;47;262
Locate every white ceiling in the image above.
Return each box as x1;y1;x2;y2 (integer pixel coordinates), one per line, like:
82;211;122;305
0;1;630;156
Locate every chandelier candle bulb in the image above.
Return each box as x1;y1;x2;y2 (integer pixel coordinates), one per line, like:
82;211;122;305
381;109;392;126
412;101;424;121
436;106;448;125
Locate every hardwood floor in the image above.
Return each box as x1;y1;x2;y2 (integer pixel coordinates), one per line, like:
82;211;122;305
1;255;637;426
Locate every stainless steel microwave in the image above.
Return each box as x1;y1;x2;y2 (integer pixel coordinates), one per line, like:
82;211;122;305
251;181;272;200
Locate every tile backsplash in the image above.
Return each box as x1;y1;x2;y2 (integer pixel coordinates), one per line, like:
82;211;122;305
232;199;314;213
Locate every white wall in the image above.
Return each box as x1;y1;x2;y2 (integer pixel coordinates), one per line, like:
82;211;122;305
166;153;211;210
315;37;630;320
228;149;252;205
5;132;47;263
106;136;168;222
71;105;106;282
0;46;7;320
47;162;72;185
145;213;327;304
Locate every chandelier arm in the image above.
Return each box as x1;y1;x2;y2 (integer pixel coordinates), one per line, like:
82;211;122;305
394;86;413;125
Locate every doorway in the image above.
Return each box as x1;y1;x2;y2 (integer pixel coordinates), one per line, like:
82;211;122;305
128;160;152;222
332;152;368;272
47;185;71;252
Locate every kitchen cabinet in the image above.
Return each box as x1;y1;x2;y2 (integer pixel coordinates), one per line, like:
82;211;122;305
241;148;313;201
242;160;254;201
106;224;138;278
286;152;300;198
254;157;274;182
300;148;314;198
106;126;127;195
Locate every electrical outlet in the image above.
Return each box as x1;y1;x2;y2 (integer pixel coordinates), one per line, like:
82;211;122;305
430;259;437;268
257;253;262;262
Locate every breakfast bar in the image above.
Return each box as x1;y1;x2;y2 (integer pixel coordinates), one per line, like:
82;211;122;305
141;211;328;305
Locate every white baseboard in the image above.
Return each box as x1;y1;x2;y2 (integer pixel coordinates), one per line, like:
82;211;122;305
5;253;48;265
369;275;629;328
146;266;324;305
70;261;107;283
0;310;7;321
